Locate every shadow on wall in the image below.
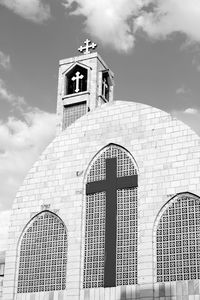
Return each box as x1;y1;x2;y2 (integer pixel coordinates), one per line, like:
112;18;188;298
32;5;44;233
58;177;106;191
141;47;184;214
119;283;172;300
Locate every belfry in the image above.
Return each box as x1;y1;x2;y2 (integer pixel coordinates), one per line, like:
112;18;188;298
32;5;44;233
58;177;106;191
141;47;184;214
2;40;200;300
56;39;114;133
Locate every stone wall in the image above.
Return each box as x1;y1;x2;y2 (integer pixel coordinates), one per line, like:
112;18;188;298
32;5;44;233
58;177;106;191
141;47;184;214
3;101;200;300
0;278;3;299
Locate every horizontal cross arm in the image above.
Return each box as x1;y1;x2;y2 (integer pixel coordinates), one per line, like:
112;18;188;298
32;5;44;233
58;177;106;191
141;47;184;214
116;174;138;189
86;180;107;195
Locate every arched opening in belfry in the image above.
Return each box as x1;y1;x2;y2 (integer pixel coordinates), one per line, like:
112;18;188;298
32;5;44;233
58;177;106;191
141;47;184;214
66;64;88;95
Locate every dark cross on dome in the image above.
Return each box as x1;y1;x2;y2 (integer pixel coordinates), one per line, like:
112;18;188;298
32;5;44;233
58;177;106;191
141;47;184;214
102;78;108;99
72;71;84;93
78;39;97;54
86;157;138;287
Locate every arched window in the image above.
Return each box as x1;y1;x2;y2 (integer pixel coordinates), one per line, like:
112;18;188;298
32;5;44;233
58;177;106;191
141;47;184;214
17;211;67;293
156;193;200;282
83;144;138;288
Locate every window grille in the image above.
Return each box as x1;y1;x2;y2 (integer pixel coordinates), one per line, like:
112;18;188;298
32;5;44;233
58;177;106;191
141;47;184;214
84;192;106;288
156;195;200;282
17;211;67;293
63;102;86;129
117;189;137;285
84;144;138;288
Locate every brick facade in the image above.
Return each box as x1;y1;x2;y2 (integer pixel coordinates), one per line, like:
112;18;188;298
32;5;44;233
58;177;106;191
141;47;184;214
3;100;200;300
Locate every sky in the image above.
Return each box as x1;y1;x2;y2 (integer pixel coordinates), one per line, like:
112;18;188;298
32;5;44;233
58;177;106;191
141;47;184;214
0;0;200;250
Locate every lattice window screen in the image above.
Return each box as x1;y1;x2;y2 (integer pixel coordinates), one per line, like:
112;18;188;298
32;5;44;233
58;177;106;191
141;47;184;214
117;189;137;285
84;144;138;288
157;195;200;282
17;211;67;293
84;192;106;288
63;102;86;129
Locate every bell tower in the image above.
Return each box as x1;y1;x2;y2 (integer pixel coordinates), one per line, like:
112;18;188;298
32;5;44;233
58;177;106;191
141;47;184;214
56;39;114;133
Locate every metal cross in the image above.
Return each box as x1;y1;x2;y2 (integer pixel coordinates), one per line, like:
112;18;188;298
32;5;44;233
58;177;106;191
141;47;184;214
78;39;97;54
72;71;84;93
102;78;108;98
86;157;138;287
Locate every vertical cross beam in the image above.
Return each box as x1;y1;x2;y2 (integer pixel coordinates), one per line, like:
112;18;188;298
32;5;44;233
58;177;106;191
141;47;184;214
104;158;117;287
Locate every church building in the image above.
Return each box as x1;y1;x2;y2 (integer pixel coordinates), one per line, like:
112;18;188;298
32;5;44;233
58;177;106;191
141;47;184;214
2;40;200;300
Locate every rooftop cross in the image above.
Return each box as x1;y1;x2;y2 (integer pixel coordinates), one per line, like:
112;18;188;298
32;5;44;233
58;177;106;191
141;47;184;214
78;39;97;55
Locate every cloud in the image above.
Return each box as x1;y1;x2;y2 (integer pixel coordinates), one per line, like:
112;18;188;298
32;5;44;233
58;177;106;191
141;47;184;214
135;0;200;43
184;108;198;115
193;59;200;72
63;0;200;52
0;51;10;70
0;79;56;249
191;48;200;72
2;0;200;51
172;108;200;136
0;79;25;108
0;210;11;251
0;0;51;23
176;85;190;95
63;0;149;52
0;109;56;210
